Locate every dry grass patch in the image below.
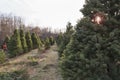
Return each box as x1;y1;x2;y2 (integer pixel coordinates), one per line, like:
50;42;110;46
0;45;63;80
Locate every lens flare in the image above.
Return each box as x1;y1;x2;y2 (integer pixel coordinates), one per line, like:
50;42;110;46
95;16;102;24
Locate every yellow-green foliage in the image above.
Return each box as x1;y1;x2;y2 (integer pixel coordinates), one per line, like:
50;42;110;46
27;56;39;66
0;69;29;80
8;29;23;57
0;50;6;64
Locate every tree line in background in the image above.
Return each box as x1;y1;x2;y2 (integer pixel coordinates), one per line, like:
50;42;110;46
1;29;54;57
56;0;120;80
0;13;57;63
0;28;55;63
0;13;57;46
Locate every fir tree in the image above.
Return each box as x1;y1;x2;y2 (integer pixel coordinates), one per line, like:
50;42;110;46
37;36;43;49
4;35;10;45
31;33;40;49
58;22;74;57
44;37;50;49
56;32;63;47
49;36;55;45
8;29;23;57
20;29;28;53
60;0;120;80
40;39;45;46
25;32;33;51
0;50;6;63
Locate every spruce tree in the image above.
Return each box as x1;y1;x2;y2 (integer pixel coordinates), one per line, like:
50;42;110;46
49;36;55;45
20;29;28;53
31;33;40;49
8;29;23;57
4;35;10;46
58;22;74;57
60;0;120;80
25;32;33;51
37;36;43;48
56;32;63;47
44;37;50;49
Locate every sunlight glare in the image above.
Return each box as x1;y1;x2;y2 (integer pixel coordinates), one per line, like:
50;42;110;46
95;16;102;24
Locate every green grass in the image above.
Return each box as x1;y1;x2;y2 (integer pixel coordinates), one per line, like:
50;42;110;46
0;69;29;80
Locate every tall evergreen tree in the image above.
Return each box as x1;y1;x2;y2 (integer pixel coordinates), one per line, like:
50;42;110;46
20;29;28;53
4;35;10;45
31;33;40;49
44;37;50;49
49;36;55;45
60;0;120;80
56;32;63;47
8;29;23;57
37;36;43;48
25;32;33;51
58;22;74;57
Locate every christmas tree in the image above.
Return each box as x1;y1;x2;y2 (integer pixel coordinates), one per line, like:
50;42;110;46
49;36;55;45
4;35;10;46
25;32;33;51
31;33;40;49
60;0;120;80
58;22;74;57
20;29;28;53
56;32;63;47
8;29;23;57
37;35;43;49
44;37;50;49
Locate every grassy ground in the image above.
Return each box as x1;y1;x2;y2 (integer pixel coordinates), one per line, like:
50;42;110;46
0;45;63;80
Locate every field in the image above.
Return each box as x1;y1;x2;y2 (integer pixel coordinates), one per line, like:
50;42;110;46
0;45;63;80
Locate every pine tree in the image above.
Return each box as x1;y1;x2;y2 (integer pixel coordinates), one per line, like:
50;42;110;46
20;29;28;53
31;33;40;49
60;0;120;80
25;32;33;51
4;35;10;45
56;32;63;47
44;37;50;49
49;36;55;45
0;50;6;63
37;36;43;49
8;29;23;57
58;22;74;57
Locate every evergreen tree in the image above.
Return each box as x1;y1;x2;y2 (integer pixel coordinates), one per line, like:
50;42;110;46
37;36;43;49
31;33;40;49
25;32;33;51
60;0;120;80
44;37;50;49
58;22;74;57
8;29;23;57
49;36;55;45
0;50;6;63
4;35;10;45
40;39;45;46
20;29;28;53
56;32;63;46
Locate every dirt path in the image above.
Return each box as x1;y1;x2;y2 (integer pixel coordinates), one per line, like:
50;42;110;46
30;45;62;80
0;45;63;80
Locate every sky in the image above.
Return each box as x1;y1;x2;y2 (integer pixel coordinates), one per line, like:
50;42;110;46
0;0;85;31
